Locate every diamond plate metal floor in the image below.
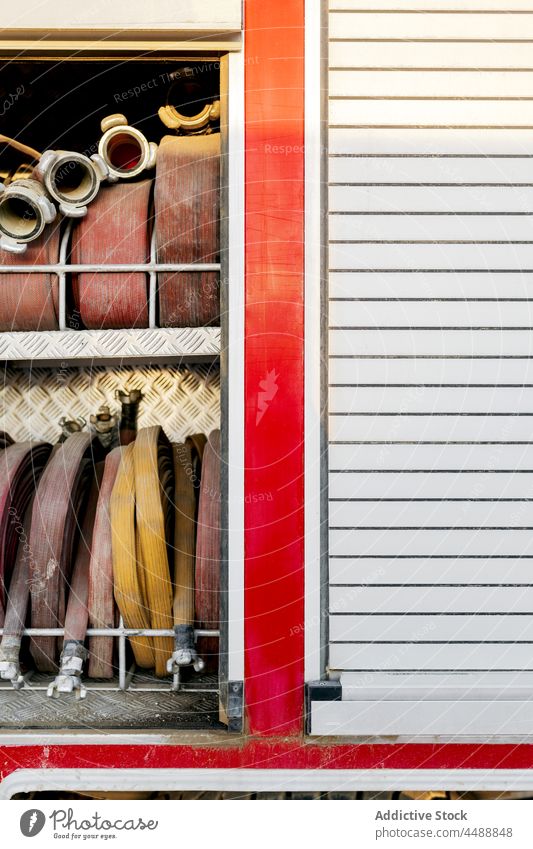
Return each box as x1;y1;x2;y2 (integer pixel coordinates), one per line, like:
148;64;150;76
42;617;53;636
0;673;221;730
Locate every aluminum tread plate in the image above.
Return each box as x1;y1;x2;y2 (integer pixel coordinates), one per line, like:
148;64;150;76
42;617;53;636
0;328;220;366
0;363;220;444
0;674;221;729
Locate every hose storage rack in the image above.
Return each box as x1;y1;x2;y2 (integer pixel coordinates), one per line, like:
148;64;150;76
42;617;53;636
0;223;221;365
0;56;228;731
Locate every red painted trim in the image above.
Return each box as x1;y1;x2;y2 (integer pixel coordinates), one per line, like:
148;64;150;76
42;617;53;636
243;0;306;735
2;742;533;780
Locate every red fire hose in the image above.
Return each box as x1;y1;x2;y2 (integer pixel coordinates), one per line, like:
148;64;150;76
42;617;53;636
0;499;34;683
29;432;101;671
155;135;220;327
88;447;122;678
195;428;221;670
71;181;152;329
48;462;105;696
0;223;61;331
0;442;52;623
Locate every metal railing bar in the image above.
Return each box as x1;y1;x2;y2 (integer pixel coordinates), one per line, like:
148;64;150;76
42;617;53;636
118;615;127;691
148;228;157;329
58;221;72;331
0;628;219;637
0;684;220;694
0;263;221;273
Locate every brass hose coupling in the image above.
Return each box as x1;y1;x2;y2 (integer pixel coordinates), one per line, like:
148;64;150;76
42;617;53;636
0;178;56;254
58;417;86;443
35;149;109;218
158;100;220;135
90;404;119;449
98;114;157;181
116;388;143;446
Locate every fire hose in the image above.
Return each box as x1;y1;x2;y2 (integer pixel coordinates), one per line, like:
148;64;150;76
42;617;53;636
71;181;152;329
110;441;154;670
167;437;205;675
48;462;105;698
29;431;101;672
111;427;174;677
195;429;221;670
134;427;175;677
0;442;52;624
0;432;14;449
0;498;34;686
87;447;122;678
0;221;61;331
0;426;220;688
155;134;220;327
0;117;157;253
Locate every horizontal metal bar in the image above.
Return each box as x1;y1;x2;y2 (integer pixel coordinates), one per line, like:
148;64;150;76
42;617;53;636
0;685;220;694
0;263;220;273
0;628;219;637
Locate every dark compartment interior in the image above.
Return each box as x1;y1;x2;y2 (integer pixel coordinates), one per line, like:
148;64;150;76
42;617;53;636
0;60;220;171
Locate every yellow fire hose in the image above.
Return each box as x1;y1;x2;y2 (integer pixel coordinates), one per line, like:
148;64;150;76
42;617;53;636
133;426;174;677
111;428;175;677
110;443;155;670
111;427;216;678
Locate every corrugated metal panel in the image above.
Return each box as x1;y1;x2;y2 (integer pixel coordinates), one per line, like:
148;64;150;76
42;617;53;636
323;0;533;734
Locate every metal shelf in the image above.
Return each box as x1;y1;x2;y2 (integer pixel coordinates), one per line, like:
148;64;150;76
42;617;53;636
0;326;221;366
0;223;221;366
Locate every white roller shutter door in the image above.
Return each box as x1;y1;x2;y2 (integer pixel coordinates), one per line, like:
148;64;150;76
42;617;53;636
311;0;533;737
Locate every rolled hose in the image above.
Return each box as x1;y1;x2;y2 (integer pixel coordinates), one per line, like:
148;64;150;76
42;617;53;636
71;181;152;329
29;432;101;672
0;433;14;449
195;429;221;670
166;436;209;673
155;134;220;327
88;447;122;678
48;462;105;696
133;427;174;676
0;442;52;624
111;427;174;677
0;221;61;331
0;498;34;680
110;442;154;669
172;441;197;630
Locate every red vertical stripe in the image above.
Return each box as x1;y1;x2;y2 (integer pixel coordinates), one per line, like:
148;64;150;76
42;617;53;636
244;0;305;735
